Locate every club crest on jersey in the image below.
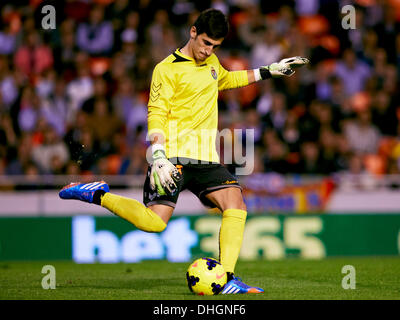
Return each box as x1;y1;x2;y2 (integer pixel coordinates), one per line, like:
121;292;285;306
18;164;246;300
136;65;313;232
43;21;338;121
210;66;217;80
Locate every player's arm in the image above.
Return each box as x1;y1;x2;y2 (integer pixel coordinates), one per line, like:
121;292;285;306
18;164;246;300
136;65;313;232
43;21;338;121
249;56;310;84
148;64;181;196
218;56;309;90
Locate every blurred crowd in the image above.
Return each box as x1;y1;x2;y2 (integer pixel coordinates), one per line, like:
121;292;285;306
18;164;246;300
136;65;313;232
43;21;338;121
0;0;400;180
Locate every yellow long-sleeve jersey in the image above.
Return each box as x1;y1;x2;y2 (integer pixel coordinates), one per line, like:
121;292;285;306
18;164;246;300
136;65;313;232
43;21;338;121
147;49;249;163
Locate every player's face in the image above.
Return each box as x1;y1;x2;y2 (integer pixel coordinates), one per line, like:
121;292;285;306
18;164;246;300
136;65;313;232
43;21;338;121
191;27;223;62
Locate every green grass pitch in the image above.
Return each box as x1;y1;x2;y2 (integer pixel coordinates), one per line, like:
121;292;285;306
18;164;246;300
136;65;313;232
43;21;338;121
0;257;399;300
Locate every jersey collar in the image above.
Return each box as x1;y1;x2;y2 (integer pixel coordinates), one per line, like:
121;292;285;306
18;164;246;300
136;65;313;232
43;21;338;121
173;49;191;63
174;48;210;66
174;48;193;62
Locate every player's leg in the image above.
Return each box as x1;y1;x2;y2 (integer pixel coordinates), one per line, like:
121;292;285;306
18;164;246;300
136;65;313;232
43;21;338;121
61;162;182;231
147;204;174;224
100;192;173;232
59;162;181;232
204;187;246;273
187;162;262;294
204;187;247;275
205;187;263;294
188;165;246;275
59;180;172;232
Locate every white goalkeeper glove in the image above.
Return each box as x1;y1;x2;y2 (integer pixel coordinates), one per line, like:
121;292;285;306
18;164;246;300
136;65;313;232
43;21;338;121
149;144;182;196
257;56;309;79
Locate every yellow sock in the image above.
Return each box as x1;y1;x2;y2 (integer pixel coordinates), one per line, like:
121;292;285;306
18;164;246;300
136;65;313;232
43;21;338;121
100;193;167;233
219;208;247;273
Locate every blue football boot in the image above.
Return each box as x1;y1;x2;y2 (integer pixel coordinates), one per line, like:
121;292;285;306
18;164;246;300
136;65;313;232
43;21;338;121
220;275;264;294
59;181;109;203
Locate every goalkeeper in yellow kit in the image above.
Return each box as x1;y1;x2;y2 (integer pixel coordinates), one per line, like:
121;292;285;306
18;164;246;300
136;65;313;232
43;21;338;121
60;9;308;294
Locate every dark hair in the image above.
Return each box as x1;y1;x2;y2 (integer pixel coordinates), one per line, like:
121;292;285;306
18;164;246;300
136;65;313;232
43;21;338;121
193;9;229;40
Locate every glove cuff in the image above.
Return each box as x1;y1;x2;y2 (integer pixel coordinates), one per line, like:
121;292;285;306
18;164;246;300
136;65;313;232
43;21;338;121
259;67;272;80
152;144;166;160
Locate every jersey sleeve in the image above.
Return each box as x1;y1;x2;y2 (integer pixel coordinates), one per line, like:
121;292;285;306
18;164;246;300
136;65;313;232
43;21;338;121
217;63;249;91
147;63;175;138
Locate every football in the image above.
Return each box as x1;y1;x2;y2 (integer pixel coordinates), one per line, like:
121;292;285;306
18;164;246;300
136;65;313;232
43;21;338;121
186;257;227;295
